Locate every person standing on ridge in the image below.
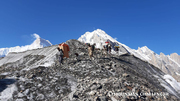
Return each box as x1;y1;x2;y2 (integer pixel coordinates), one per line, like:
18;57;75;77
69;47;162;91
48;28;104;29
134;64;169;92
57;47;64;66
105;42;109;55
88;44;93;58
114;45;119;54
108;43;112;54
58;43;70;58
91;43;96;57
58;43;70;64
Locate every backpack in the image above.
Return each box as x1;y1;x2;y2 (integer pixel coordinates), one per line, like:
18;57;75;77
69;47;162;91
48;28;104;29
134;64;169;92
59;49;64;56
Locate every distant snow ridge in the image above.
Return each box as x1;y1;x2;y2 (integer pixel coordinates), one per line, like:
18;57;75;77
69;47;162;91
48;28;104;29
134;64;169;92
0;34;52;57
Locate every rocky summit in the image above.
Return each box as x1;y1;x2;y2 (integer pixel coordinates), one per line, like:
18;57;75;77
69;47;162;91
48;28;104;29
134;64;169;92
0;39;179;101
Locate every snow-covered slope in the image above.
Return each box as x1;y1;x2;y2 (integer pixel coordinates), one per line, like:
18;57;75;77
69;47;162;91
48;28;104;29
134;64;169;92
0;34;52;58
0;45;58;69
78;29;180;82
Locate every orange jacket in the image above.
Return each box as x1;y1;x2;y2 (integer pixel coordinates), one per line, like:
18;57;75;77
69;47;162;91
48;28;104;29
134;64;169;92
58;43;70;58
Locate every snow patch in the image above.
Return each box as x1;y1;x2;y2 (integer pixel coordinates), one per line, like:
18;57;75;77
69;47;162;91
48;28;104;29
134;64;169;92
154;74;180;99
0;72;11;76
163;75;180;93
154;75;179;98
0;84;17;101
176;72;180;76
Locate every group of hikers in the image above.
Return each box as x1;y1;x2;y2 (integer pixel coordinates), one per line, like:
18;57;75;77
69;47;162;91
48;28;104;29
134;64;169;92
57;41;120;66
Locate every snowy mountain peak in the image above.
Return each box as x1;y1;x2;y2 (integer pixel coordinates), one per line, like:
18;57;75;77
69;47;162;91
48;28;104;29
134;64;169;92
0;34;52;57
93;29;109;37
160;52;165;56
30;37;52;49
78;29;120;49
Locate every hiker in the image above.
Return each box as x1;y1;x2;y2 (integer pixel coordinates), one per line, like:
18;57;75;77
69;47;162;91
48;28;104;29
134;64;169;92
102;44;108;56
108;43;112;54
57;47;64;65
58;43;70;58
58;43;70;64
102;45;106;55
114;45;119;54
88;44;93;58
91;43;96;55
104;41;110;55
105;44;109;55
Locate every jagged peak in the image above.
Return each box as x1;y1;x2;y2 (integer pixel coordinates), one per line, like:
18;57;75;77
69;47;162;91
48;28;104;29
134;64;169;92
78;29;117;43
31;37;52;46
85;29;105;34
138;46;151;53
93;29;106;34
78;29;122;50
170;53;179;56
160;52;165;56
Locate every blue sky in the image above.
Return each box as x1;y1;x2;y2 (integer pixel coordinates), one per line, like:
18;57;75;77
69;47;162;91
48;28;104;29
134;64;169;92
0;0;179;55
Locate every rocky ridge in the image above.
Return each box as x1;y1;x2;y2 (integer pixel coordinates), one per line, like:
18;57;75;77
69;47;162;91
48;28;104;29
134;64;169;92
0;39;179;101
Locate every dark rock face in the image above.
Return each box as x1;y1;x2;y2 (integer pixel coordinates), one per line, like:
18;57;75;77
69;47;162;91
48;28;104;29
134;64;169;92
0;39;179;101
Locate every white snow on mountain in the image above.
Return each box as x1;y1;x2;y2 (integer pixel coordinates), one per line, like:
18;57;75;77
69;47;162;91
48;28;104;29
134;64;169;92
78;29;180;97
78;29;118;48
163;75;180;93
0;34;52;58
